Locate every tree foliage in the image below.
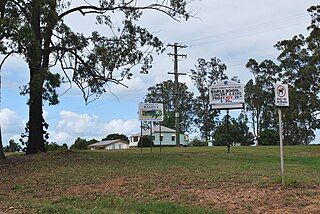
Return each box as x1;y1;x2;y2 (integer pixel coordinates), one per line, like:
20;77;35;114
245;5;320;145
0;0;191;154
213;113;254;146
70;137;88;150
102;133;129;142
45;142;68;151
3;139;22;152
137;136;154;147
257;129;279;146
144;80;194;133
189;138;207;146
245;59;279;144
190;57;227;142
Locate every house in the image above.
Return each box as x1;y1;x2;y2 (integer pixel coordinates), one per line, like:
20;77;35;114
88;139;129;150
129;125;189;147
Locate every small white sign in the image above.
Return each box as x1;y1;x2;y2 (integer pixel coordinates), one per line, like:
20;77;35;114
209;80;244;110
275;83;289;107
139;103;164;121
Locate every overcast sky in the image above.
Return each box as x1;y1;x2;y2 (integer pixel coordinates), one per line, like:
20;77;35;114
1;0;319;146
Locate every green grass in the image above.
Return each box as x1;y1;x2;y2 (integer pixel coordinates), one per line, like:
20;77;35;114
1;146;320;213
30;197;222;214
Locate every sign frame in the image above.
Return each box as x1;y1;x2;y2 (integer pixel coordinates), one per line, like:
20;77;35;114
139;103;164;122
209;80;245;110
275;83;289;107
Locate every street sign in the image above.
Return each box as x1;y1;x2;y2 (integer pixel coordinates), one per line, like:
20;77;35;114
275;83;289;107
209;80;244;110
274;83;289;185
139;103;164;121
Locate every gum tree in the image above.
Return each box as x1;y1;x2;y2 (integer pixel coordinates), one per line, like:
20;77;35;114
0;0;191;154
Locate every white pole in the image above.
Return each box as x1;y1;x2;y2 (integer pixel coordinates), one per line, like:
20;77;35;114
278;108;285;185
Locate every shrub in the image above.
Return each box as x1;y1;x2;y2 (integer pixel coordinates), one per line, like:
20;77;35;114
189;139;207;146
137;136;154;147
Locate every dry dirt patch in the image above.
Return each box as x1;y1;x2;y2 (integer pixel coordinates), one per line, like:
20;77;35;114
65;177;320;214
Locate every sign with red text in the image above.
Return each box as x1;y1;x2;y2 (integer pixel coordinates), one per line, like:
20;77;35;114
275;83;289;107
209;80;244;110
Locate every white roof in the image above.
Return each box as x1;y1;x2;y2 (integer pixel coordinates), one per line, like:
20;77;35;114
132;125;176;136
88;139;128;148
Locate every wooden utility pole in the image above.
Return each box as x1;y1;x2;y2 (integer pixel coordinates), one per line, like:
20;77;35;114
168;43;187;147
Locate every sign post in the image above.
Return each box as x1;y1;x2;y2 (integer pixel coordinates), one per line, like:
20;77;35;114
139;103;164;152
209;80;244;151
275;83;289;185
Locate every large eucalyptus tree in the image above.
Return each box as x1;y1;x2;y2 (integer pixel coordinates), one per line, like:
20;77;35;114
190;58;227;143
0;0;191;154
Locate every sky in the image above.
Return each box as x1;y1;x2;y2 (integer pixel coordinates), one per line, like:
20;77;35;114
1;0;320;147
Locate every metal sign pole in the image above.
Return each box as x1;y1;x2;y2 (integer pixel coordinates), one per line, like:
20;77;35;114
150;122;153;153
140;121;143;153
226;109;230;152
278;108;285;185
159;123;162;153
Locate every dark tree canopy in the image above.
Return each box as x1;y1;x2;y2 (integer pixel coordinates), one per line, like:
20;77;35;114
244;5;320;145
102;133;129;142
70;137;88;150
213;113;254;146
190;57;227;142
0;0;191;154
144;80;194;133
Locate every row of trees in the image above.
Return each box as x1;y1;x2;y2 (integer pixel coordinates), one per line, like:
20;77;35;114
3;133;129;152
0;3;319;157
144;5;320;146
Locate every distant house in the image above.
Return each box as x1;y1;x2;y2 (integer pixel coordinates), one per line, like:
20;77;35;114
88;139;129;150
129;125;189;147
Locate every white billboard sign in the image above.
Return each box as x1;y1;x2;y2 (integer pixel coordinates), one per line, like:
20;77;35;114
209;80;244;110
275;83;289;107
139;103;164;121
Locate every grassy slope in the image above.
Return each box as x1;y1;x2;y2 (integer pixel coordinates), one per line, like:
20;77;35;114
1;146;320;213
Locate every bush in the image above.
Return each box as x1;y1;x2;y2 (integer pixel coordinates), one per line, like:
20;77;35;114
189;139;207;146
258;129;279;145
46;142;68;151
70;138;88;150
137;136;154;147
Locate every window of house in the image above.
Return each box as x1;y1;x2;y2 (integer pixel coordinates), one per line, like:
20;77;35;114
151;136;155;141
112;144;115;149
171;135;175;141
133;136;139;142
160;135;164;141
118;144;121;149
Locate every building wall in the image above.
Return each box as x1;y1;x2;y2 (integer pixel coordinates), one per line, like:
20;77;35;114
105;142;129;150
90;142;129;150
129;132;188;147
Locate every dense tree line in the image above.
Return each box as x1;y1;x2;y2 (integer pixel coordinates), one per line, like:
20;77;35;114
145;5;320;145
0;4;319;158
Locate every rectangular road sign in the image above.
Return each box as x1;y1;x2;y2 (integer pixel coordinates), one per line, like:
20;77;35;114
139;103;164;121
209;80;244;110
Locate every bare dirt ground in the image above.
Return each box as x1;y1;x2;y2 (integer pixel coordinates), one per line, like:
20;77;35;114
65;176;320;214
1;151;320;214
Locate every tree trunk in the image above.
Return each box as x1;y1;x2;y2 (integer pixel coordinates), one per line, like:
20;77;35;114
26;68;45;154
0;126;5;160
25;0;45;155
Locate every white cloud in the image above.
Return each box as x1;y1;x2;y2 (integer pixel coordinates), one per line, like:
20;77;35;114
104;119;139;135
49;110;140;145
0;108;24;146
57;110;100;134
